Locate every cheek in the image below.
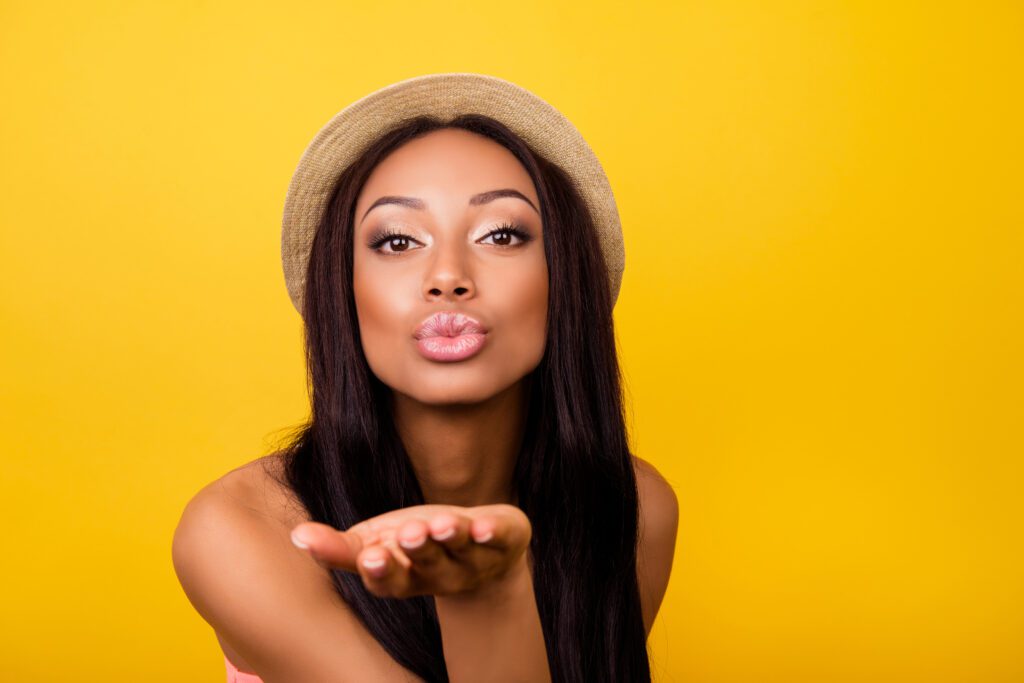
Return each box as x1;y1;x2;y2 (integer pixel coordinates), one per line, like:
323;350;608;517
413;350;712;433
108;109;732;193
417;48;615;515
498;259;549;362
352;250;549;395
352;264;412;372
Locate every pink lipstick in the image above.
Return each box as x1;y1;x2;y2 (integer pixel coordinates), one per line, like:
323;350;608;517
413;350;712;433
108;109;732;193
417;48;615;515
413;311;488;362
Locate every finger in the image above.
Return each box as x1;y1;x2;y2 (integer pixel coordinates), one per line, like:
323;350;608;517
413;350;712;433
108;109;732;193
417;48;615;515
398;518;445;568
358;544;412;598
380;536;413;570
356;545;393;595
428;512;473;555
346;521;381;547
291;522;363;572
470;505;531;552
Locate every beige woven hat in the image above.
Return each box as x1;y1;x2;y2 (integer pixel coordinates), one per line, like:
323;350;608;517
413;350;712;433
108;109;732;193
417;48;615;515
281;72;624;315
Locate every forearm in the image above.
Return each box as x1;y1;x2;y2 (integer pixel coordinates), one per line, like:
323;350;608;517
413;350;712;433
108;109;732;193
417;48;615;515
434;557;551;683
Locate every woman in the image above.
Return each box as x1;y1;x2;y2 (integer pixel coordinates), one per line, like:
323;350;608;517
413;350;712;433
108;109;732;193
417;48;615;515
172;73;679;683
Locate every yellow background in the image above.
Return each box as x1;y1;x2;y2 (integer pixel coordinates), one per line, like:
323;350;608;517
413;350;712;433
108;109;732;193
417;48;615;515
1;1;1021;681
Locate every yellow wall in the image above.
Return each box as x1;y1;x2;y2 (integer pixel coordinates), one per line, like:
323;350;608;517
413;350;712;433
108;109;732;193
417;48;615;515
1;2;1020;681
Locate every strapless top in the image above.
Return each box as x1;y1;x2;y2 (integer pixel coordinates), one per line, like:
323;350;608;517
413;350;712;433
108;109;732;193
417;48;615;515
225;655;264;683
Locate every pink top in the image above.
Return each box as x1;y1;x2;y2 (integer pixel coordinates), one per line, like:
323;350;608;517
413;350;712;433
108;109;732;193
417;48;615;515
225;655;264;683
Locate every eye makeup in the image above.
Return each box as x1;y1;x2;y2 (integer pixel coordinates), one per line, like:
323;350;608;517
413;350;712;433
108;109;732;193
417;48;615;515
366;220;535;255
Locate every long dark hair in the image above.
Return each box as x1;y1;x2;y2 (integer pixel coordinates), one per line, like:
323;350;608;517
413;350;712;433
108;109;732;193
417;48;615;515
273;113;650;682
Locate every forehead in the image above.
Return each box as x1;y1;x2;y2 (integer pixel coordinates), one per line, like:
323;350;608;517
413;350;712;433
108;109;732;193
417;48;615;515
355;128;538;208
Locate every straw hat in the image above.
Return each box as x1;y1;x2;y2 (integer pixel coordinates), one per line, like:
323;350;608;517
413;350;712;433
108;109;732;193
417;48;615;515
280;72;624;315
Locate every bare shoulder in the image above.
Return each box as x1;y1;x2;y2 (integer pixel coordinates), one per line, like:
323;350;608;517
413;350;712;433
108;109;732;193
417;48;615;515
214;452;308;528
630;454;680;637
171;453;422;682
632;455;679;526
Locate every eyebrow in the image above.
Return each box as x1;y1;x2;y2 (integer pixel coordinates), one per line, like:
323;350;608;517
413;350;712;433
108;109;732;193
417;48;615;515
359;188;540;225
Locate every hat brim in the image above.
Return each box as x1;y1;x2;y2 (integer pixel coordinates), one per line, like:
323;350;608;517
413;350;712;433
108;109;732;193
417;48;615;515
281;72;624;315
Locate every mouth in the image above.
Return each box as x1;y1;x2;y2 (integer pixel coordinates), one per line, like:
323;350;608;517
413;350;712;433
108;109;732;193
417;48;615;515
413;311;489;362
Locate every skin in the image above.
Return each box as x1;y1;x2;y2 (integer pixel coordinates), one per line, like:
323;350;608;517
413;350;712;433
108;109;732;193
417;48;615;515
292;127;546;585
293;128;551;679
171;128;680;682
174;454;676;681
351;127;548;509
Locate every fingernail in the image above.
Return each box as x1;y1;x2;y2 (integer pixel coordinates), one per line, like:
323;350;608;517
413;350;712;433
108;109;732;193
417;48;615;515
362;556;387;575
290;530;310;549
431;526;456;541
399;534;426;549
473;529;493;543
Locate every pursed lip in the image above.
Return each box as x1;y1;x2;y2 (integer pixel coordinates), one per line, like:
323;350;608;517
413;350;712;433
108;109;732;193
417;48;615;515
413;311;488;339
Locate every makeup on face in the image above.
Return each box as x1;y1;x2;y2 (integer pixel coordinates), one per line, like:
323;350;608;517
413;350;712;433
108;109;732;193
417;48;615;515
351;128;548;406
413;310;488;362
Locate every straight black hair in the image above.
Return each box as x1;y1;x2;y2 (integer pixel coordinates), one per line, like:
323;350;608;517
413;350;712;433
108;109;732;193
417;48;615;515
273;113;650;682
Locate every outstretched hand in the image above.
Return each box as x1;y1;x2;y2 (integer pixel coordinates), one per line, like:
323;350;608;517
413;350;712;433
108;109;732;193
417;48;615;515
289;503;531;599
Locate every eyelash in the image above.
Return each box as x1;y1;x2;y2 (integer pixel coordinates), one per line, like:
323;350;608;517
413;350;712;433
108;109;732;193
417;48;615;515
367;221;533;255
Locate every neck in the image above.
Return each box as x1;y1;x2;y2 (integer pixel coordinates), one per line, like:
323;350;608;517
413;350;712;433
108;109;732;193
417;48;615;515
391;378;528;508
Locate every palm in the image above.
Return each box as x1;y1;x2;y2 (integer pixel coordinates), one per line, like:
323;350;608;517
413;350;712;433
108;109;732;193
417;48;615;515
290;503;531;599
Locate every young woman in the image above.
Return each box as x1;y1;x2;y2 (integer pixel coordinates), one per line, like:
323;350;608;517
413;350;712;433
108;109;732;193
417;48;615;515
172;73;679;683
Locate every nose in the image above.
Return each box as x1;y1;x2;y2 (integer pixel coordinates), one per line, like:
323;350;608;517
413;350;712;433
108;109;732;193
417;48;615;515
423;237;475;301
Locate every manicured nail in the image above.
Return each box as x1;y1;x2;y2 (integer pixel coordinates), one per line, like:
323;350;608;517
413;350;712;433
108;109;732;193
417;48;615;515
290;530;310;549
362;556;387;576
431;526;456;541
473;529;493;543
399;534;426;549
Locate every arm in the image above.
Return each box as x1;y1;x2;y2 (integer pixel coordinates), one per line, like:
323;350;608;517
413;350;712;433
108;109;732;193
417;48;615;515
434;455;679;681
171;484;423;683
425;456;677;679
634;455;680;636
434;553;550;683
293;504;548;683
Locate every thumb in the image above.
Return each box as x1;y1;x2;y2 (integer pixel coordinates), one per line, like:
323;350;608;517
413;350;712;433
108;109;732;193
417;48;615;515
291;522;364;572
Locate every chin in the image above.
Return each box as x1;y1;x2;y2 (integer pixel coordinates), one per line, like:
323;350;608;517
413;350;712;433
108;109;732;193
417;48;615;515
397;387;492;407
392;370;520;407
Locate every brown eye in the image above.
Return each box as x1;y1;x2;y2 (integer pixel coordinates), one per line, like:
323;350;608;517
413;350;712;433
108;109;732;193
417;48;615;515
479;221;532;248
368;228;421;255
385;236;411;252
